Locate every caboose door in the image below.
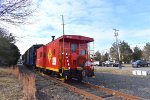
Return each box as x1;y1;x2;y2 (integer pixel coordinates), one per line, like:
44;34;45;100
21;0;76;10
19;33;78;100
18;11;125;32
70;43;78;69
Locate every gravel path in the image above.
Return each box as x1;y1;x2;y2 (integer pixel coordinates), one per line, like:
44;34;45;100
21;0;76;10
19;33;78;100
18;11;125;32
85;72;150;99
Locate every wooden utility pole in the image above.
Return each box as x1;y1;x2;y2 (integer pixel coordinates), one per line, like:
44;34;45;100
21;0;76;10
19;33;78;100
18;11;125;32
61;15;65;54
113;29;121;62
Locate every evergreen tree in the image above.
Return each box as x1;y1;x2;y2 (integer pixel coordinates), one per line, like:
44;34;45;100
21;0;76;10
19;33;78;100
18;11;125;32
143;43;150;61
0;28;20;65
110;41;132;63
94;51;101;61
132;46;142;61
101;52;109;62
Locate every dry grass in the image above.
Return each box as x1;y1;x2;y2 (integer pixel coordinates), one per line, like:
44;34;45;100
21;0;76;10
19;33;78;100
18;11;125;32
122;64;132;67
0;66;36;100
0;67;22;100
94;67;132;76
9;66;36;100
94;64;133;76
21;74;36;100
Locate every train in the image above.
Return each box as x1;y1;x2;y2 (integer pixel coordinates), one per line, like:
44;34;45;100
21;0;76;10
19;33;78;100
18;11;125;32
22;35;95;82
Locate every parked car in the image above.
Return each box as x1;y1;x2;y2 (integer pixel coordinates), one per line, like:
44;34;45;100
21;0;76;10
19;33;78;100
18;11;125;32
93;61;100;66
102;61;113;67
113;61;120;67
132;60;148;68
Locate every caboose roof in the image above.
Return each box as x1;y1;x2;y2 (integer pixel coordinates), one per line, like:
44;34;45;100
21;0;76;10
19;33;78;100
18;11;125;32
57;35;94;43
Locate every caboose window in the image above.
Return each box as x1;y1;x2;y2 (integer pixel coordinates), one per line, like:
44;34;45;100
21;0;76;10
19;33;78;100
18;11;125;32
40;52;42;58
80;50;86;55
71;44;77;52
44;52;46;58
53;49;55;55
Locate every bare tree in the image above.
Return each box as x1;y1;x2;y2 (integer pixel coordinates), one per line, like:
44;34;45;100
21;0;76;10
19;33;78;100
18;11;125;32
0;0;33;24
0;28;16;43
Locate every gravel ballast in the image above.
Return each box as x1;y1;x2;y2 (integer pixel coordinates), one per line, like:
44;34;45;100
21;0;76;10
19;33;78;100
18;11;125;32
85;72;150;99
35;75;87;100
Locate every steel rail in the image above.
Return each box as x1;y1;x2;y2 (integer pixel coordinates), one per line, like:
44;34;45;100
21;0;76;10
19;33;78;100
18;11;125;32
82;82;143;100
36;72;103;100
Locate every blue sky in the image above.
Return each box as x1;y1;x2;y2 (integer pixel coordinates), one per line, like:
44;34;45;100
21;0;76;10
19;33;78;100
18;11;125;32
7;0;150;54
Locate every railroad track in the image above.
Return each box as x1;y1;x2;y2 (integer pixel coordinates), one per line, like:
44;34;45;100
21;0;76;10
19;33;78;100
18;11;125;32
72;82;143;100
35;71;143;100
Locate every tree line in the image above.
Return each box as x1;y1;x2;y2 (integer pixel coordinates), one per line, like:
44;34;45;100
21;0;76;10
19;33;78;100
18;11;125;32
0;0;33;66
94;41;150;63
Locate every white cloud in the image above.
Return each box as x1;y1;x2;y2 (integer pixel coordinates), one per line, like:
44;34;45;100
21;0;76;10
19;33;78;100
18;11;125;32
2;0;150;55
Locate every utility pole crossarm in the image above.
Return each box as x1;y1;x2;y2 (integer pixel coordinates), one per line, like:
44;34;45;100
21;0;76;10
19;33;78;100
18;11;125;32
113;29;119;37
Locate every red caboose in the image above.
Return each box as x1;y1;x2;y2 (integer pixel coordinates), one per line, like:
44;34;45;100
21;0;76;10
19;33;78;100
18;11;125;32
36;35;95;81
